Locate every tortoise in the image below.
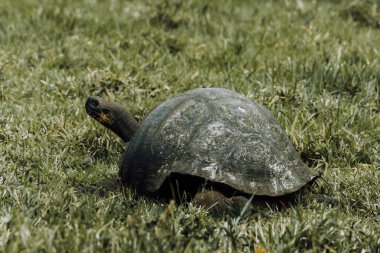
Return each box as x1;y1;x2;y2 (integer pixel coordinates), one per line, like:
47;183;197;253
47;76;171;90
85;88;337;215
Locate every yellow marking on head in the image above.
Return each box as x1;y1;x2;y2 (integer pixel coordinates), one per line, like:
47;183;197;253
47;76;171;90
98;111;114;125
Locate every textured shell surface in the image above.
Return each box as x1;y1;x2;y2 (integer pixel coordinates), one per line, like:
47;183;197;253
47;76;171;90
119;88;319;196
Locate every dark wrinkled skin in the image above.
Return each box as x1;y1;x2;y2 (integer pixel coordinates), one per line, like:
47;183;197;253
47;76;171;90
85;88;338;216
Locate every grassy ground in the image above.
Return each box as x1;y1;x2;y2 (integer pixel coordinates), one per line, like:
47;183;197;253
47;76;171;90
1;0;379;252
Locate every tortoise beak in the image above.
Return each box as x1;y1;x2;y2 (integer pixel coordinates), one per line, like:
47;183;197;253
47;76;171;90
85;96;101;117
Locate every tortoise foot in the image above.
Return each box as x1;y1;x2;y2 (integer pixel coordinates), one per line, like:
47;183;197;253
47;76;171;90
192;190;251;216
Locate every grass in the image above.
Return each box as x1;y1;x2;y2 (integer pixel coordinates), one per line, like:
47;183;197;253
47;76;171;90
1;0;379;252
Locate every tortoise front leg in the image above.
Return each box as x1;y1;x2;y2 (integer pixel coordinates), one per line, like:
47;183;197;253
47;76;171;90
192;190;252;216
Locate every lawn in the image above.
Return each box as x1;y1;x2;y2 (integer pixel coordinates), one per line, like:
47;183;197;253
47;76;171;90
1;0;379;252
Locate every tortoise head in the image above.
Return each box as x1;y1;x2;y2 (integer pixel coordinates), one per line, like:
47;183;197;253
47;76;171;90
85;96;139;142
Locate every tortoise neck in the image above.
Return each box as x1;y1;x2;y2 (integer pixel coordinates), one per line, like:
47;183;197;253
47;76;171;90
111;108;139;142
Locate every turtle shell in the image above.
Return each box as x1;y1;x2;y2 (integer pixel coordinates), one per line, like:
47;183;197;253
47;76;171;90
119;88;319;197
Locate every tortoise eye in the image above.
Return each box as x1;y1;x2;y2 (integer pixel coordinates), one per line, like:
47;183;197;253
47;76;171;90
102;108;110;114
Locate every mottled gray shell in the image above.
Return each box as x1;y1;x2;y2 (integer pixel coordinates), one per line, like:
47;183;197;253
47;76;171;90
119;88;319;197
